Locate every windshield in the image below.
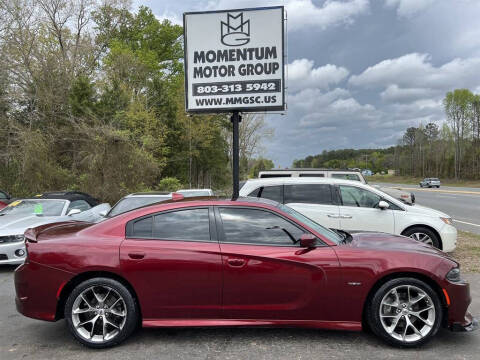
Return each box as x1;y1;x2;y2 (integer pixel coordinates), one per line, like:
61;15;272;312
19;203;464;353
0;199;66;216
278;204;342;244
108;196;170;217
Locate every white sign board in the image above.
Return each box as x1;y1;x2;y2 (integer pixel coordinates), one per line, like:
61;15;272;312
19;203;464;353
183;7;285;113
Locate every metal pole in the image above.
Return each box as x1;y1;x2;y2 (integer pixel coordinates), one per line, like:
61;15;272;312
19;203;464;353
231;111;241;200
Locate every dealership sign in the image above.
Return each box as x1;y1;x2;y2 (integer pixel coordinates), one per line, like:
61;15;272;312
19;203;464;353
183;7;285;112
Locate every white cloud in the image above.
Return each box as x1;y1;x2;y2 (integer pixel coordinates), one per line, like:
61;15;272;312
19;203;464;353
384;0;434;17
155;12;182;25
349;53;480;92
288;59;349;92
380;84;436;103
206;0;369;30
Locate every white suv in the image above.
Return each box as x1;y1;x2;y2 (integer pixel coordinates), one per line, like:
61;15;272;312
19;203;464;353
239;177;456;252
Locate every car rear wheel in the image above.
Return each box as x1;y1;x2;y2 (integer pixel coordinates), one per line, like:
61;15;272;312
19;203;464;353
402;226;440;249
65;277;138;348
367;277;442;347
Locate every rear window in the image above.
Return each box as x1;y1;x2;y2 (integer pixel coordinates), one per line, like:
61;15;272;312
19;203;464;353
299;173;324;177
259;186;283;203
108;196;170;217
259;174;291;178
284;184;333;205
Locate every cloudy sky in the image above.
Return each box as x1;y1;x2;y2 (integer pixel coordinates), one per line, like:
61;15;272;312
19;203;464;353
134;0;480;167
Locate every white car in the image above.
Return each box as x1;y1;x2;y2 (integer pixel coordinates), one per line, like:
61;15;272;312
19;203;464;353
239;177;456;252
176;189;214;197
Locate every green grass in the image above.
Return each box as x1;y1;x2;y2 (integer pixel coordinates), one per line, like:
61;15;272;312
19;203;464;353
368;175;480;188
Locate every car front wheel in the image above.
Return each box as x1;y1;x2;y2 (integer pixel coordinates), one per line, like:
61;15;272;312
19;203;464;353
367;277;442;347
64;277;138;348
402;226;440;249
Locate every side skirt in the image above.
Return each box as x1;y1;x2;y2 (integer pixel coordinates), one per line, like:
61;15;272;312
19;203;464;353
142;319;362;331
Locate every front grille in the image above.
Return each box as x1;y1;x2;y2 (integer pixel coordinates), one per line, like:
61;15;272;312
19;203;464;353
0;254;8;260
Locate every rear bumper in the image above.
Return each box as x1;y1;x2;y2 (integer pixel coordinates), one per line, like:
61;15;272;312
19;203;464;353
15;261;73;321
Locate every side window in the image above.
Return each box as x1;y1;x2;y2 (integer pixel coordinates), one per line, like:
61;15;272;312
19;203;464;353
299;173;324;177
0;191;7;199
284;184;332;205
219;207;304;246
331;173;360;181
259;186;283;203
339;186;381;208
247;188;261;197
153;208;210;241
67;200;91;212
132;216;153;238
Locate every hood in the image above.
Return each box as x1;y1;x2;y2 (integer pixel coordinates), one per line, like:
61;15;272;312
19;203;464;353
405;204;450;218
0;215;59;236
347;232;454;259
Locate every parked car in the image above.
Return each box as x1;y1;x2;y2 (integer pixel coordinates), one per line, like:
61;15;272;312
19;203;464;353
105;192;174;218
15;197;476;348
258;168;415;204
0;190;11;210
0;191;108;265
420;178;441;188
239;178;456;252
176;189;214;197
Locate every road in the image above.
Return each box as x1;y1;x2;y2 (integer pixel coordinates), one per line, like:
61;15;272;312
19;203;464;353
373;183;480;235
0;266;479;360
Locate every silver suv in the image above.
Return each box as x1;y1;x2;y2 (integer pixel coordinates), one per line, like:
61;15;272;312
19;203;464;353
420;178;441;188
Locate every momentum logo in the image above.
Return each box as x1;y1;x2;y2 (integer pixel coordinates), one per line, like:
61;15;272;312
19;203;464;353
221;13;250;46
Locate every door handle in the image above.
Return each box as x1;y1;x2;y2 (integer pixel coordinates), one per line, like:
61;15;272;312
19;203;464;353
128;252;145;260
327;214;341;218
341;215;352;219
227;258;246;267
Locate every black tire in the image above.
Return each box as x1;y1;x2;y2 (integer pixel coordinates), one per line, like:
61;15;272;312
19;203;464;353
64;277;138;348
402;226;441;249
367;277;443;347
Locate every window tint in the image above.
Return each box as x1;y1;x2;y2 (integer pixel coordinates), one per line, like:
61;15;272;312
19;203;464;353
0;191;8;200
132;216;153;238
340;186;381;208
299;173;324;177
331;173;361;181
259;186;283;203
248;188;260;197
284;184;332;205
67;200;91;212
152;209;210;241
219;208;304;246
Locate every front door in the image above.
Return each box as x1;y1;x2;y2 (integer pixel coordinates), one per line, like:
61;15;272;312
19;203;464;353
120;207;222;320
337;185;395;233
216;206;340;321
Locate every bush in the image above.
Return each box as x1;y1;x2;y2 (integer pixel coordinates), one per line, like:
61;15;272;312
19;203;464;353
156;177;182;192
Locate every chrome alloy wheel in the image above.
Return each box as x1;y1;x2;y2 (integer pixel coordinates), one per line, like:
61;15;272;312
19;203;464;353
379;285;436;343
409;232;433;246
71;285;127;343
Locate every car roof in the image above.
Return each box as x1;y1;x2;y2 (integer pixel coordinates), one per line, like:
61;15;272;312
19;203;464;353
242;177;363;186
126;192;171;197
27;191;99;206
259;168;359;172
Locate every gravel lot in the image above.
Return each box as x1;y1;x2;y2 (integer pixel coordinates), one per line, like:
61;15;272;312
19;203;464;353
1;265;479;360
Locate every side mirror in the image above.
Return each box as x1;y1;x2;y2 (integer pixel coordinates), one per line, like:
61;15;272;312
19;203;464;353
99;210;108;217
378;200;389;210
299;234;317;248
67;209;82;216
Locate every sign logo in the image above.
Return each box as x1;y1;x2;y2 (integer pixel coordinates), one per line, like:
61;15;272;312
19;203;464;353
221;12;250;46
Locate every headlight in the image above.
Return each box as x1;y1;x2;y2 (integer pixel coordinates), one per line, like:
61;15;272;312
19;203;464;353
0;235;25;243
446;267;462;282
440;217;453;225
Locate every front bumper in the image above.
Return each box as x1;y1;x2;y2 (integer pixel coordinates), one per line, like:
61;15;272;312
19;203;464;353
444;278;477;332
0;241;27;265
451;315;479;332
439;224;457;252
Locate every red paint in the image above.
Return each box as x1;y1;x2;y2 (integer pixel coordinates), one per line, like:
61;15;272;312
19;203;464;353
14;199;474;333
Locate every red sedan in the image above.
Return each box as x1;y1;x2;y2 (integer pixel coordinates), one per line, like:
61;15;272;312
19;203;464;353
14;197;477;348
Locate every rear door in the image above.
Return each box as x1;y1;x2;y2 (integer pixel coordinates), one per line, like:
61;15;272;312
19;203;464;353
284;184;341;230
216;206;340;321
120;207;222;320
337;185;395;233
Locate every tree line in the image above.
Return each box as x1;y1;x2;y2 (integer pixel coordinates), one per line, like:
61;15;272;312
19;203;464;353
294;89;480;180
0;0;272;202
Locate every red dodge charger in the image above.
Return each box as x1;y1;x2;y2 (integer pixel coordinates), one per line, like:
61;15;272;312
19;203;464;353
14;197;477;348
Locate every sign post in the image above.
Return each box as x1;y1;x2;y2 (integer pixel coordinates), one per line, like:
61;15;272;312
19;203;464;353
183;6;285;198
